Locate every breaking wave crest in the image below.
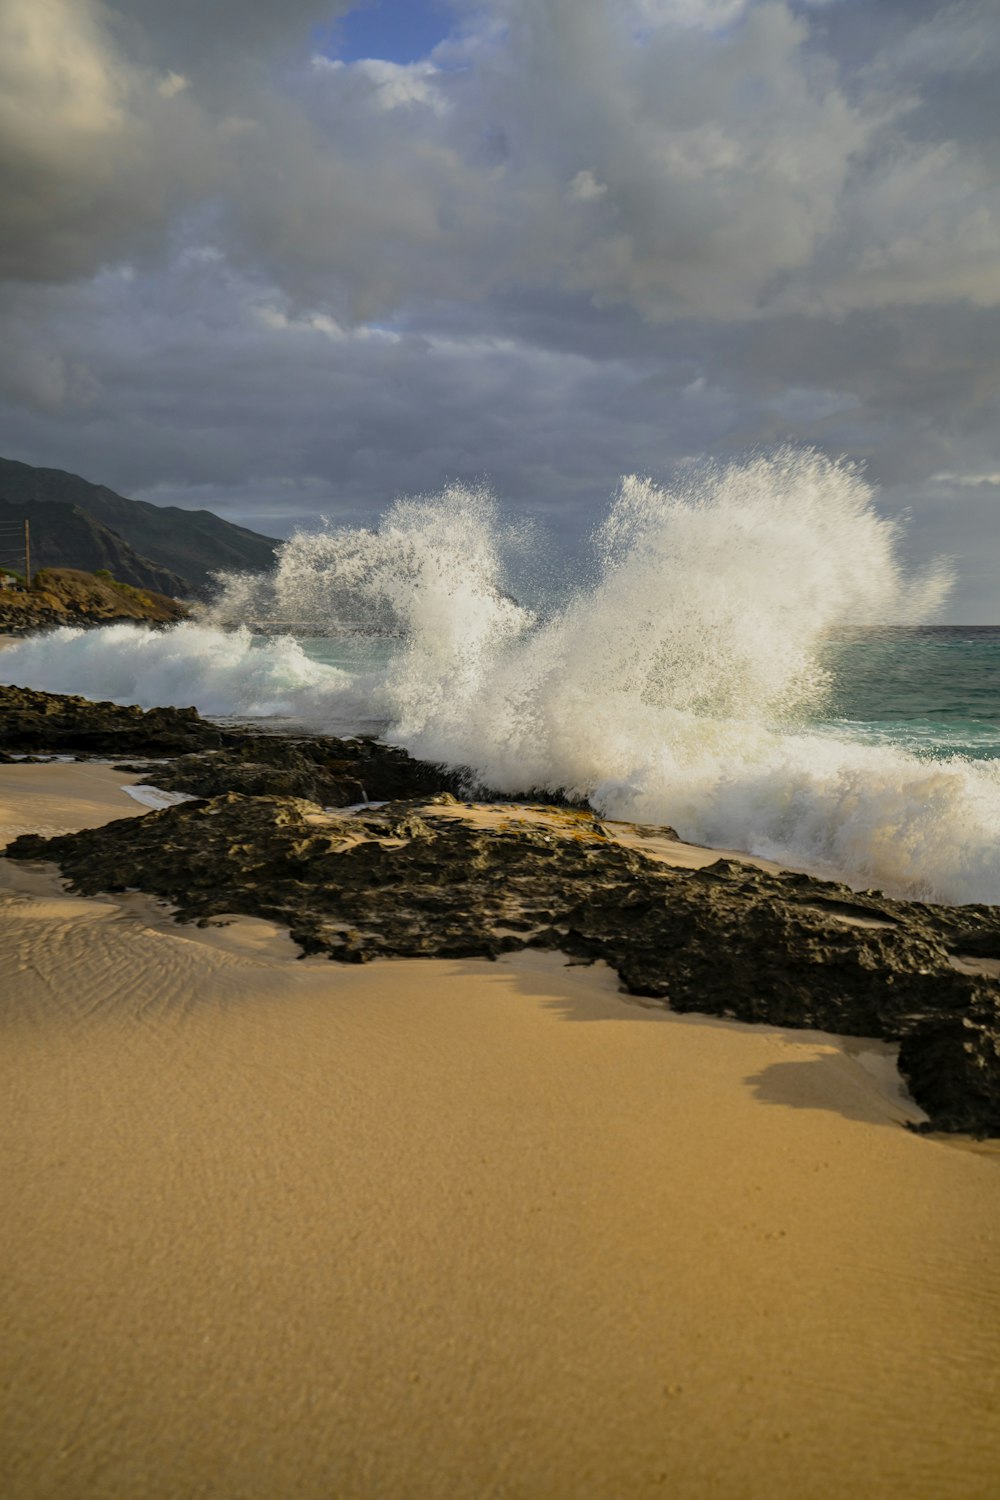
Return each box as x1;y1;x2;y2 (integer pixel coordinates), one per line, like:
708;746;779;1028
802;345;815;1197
6;449;1000;905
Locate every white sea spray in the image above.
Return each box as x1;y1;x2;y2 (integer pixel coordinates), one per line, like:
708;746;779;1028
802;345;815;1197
6;448;1000;905
1;621;364;722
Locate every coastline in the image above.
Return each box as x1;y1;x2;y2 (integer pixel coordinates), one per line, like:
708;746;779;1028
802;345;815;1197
2;761;1000;1498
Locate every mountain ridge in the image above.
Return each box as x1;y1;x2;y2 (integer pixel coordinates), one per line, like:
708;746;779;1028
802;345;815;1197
0;456;280;595
0;498;189;596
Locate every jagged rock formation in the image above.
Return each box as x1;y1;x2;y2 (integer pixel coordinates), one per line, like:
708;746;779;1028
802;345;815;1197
2;684;998;1136
118;737;461;806
7;791;1000;1137
0;683;233;757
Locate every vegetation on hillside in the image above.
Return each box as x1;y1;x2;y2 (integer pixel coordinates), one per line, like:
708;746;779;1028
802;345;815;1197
0;566;190;633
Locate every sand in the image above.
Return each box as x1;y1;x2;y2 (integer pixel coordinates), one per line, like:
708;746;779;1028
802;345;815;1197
1;766;999;1499
0;759;147;841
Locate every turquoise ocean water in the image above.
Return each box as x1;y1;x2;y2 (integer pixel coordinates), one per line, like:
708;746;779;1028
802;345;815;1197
817;628;1000;759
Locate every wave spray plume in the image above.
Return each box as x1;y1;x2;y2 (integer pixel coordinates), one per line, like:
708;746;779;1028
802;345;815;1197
7;449;1000;904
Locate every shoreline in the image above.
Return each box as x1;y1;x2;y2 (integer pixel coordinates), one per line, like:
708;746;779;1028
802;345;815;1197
2;760;1000;1497
10;768;1000;1137
1;685;999;1137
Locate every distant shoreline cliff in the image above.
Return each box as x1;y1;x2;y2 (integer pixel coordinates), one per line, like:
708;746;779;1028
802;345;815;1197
0;567;189;634
0;455;279;598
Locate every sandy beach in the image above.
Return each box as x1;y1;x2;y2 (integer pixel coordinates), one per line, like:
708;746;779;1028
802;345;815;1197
2;764;999;1499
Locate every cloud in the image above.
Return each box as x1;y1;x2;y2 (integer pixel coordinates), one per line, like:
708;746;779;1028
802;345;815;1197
312;56;449;113
111;0;353;68
3;0;998;320
0;0;218;283
157;71;190;99
931;471;1000;488
0;0;356;284
0;0;998;618
568;170;608;202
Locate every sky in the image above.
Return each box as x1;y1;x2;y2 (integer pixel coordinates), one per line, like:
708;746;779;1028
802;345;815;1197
330;0;454;64
0;0;998;619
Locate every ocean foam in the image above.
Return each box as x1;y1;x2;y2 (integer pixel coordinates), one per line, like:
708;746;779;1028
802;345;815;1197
0;621;375;724
122;785;198;811
5;449;999;904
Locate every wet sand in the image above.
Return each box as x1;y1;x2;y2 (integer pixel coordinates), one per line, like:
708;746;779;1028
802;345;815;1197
1;765;999;1499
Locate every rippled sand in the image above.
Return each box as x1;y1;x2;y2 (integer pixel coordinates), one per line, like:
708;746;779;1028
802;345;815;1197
1;764;998;1499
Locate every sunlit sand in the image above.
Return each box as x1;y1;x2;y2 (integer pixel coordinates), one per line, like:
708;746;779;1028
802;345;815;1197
1;764;999;1499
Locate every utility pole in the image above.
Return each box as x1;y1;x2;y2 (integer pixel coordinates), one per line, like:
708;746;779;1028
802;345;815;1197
23;519;30;587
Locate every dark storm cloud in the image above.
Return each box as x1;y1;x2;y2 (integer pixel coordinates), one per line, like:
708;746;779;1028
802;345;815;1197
0;257;703;530
0;0;998;618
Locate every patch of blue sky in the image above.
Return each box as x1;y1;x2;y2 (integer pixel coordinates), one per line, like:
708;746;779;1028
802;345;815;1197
321;0;454;65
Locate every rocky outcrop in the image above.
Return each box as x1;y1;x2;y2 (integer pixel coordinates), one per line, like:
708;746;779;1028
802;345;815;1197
0;684;461;800
3;683;999;1135
7;791;1000;1137
122;737;462;806
0;568;188;634
0;683;234;756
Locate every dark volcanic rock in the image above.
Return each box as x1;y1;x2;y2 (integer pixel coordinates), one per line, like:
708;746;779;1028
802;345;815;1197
897;1005;1000;1136
0;684;235;755
133;750;367;806
132;737;460;806
0;684;459;800
7;791;1000;1137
